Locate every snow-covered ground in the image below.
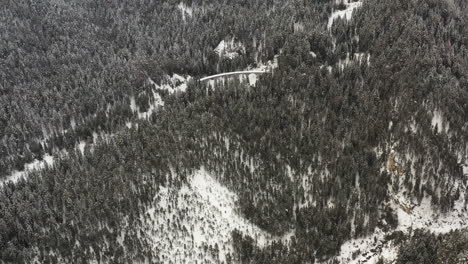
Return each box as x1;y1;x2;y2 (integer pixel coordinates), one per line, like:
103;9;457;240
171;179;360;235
214;39;246;59
130;89;164;120
0;154;55;186
2;73;190;187
129;73;191;121
336;52;371;70
329;148;468;264
143;169;293;263
0;132;114;187
328;0;363;30
333;189;467;264
151;74;192;94
431;110;449;133
248;56;279;72
326;1;370;72
393;193;467;234
177;2;193;22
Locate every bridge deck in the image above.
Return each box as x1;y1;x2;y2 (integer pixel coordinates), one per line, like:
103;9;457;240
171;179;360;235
199;70;268;81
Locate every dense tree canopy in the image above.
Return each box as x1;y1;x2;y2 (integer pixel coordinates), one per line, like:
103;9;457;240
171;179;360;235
0;0;467;263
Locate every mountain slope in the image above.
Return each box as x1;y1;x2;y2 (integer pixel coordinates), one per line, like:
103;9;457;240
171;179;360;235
0;0;467;263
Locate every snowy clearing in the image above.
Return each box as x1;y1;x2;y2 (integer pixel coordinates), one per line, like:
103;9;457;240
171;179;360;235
214;39;246;59
0;154;55;186
328;0;363;30
130;73;191;120
143;169;293;263
151;74;192;94
130;89;164;120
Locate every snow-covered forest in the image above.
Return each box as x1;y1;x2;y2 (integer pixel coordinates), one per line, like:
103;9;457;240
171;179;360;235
0;0;467;263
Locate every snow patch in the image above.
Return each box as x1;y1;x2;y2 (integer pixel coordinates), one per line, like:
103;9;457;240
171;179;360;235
1;132;115;187
331;167;468;264
330;228;388;264
248;74;258;86
137;92;164;120
152;74;192;94
392;192;467;234
330;145;468;263
431;110;448;133
143;169;293;263
214;39;245;59
1;154;55;186
78;141;86;155
248;56;279;72
177;2;193;22
328;0;363;30
336;52;370;71
129;96;137;112
131;74;191;119
293;22;304;33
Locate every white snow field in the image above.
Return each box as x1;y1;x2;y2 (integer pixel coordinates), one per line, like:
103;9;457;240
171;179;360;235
143;169;293;263
328;0;363;30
